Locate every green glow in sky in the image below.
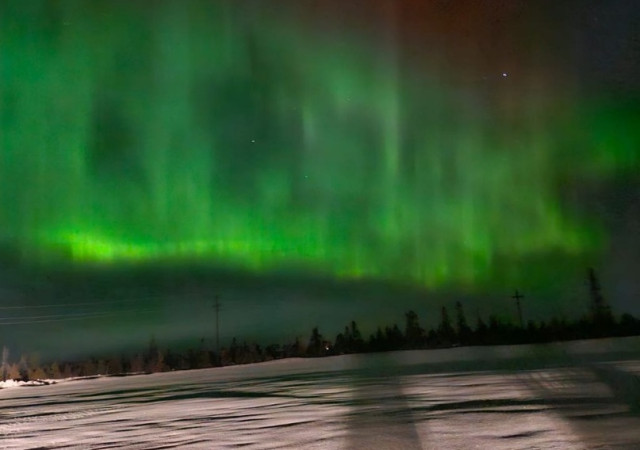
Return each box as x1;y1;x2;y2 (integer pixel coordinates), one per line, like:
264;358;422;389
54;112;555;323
1;2;637;289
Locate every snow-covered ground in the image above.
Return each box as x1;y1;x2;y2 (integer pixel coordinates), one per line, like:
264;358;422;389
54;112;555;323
0;379;58;388
2;337;640;449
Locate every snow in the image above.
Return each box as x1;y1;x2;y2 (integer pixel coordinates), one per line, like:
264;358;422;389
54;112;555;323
0;378;58;388
1;337;640;449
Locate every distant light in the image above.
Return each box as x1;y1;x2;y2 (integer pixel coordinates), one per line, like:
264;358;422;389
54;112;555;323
502;73;508;77
251;139;255;143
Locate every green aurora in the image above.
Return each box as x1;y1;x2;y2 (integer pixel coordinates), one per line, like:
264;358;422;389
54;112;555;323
1;1;638;292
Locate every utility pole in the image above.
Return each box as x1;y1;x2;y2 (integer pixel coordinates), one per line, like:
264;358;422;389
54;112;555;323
588;268;610;319
512;290;524;328
214;295;220;355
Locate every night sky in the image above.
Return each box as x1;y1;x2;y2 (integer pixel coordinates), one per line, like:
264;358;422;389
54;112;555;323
1;1;638;359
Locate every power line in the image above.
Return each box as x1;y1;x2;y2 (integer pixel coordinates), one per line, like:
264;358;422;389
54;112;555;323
0;306;160;322
0;308;160;326
0;311;114;322
0;294;188;310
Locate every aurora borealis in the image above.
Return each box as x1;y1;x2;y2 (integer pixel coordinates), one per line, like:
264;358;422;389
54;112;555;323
0;1;638;355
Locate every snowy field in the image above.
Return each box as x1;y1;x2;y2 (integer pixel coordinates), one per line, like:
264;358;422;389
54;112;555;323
2;338;640;449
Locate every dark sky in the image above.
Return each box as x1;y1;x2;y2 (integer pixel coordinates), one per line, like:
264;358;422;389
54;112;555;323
0;0;638;360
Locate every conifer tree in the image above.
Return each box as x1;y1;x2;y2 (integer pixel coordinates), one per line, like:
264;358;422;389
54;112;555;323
2;346;8;382
307;327;324;357
455;302;472;345
438;306;455;344
404;310;424;348
588;268;614;332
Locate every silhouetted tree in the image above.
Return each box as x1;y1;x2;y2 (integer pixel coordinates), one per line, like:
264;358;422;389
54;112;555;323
229;337;239;363
368;327;386;352
333;331;346;354
334;321;364;354
61;362;74;378
235;341;260;364
426;327;438;347
385;324;404;349
587;268;614;334
619;313;640;336
349;321;364;352
474;314;489;344
2;346;8;382
487;314;505;343
438;306;455;345
525;320;538;343
283;337;304;358
18;355;29;381
48;361;62;379
307;327;325;357
455;302;472;345
547;317;566;342
404;310;424;348
343;325;352;350
163;349;180;371
6;362;20;380
129;353;144;373
265;344;281;360
144;336;163;373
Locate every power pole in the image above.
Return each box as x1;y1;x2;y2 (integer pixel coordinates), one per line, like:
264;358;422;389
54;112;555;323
214;295;220;355
512;290;524;328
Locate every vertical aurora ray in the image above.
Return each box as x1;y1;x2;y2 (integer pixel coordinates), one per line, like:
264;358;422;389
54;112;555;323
0;1;637;289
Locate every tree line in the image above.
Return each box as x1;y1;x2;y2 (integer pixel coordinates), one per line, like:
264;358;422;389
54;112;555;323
307;268;640;356
3;268;639;383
